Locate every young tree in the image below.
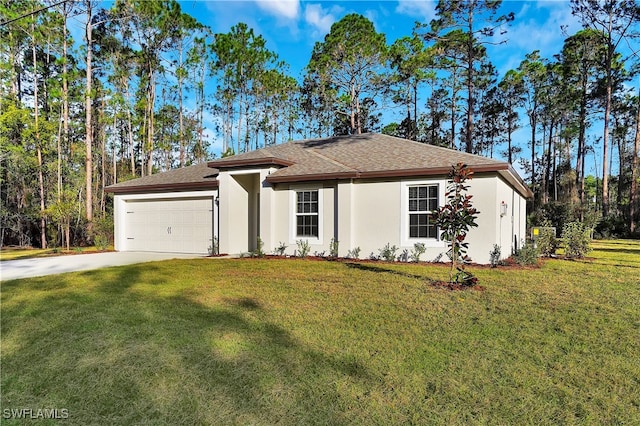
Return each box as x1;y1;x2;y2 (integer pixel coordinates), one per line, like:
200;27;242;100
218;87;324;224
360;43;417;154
433;163;480;285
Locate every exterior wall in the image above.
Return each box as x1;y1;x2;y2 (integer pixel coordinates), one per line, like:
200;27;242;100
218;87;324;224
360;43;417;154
113;189;218;253
464;176;501;264
218;170;263;254
268;182;336;256
215;169;528;264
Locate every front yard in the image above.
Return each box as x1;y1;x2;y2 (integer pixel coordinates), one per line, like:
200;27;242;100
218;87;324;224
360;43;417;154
1;241;639;424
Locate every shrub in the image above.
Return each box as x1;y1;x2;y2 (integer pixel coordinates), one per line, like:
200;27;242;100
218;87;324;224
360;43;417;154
489;244;501;268
329;238;339;258
515;244;539;266
296;240;310;258
346;247;361;259
92;215;114;246
398;249;409;262
94;235;109;251
378;243;398;262
562;222;591;258
536;220;558;257
409;243;426;263
274;241;287;256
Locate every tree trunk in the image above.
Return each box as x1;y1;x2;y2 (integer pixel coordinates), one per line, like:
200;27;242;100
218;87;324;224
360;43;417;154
465;11;474;154
146;69;155;176
85;2;94;237
602;71;612;216
630;93;640;234
178;41;185;167
31;16;47;249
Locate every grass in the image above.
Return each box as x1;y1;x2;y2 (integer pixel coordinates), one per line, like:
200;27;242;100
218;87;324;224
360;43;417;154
0;246;113;261
1;240;639;424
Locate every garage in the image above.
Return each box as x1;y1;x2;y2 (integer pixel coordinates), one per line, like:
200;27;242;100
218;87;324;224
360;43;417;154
124;197;214;254
106;162;220;255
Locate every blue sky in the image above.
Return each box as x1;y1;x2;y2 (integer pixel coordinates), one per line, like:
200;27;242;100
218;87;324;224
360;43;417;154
178;0;582;79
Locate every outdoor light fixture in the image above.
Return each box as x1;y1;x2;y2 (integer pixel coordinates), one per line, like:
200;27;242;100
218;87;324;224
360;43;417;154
500;201;508;217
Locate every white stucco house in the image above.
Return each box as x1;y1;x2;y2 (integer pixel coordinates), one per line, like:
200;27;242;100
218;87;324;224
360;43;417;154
106;133;532;264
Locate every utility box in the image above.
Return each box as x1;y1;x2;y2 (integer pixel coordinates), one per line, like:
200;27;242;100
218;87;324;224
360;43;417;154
531;227;556;242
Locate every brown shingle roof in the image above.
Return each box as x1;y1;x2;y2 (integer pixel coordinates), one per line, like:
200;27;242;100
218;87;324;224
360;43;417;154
105;162;218;194
107;134;532;198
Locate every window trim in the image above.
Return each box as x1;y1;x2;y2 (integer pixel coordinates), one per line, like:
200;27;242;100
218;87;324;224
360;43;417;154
290;187;323;245
400;179;446;248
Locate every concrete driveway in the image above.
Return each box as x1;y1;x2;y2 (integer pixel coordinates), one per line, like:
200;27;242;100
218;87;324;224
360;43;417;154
0;252;204;281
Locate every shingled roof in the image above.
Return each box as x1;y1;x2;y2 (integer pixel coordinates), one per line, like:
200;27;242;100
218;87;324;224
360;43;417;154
105;162;218;194
210;133;532;197
107;134;532;198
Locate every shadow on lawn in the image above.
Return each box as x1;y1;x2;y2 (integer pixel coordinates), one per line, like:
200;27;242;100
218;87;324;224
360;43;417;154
1;264;371;424
344;261;438;283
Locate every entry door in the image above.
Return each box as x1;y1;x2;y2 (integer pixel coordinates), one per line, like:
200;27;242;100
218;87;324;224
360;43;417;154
125;198;213;254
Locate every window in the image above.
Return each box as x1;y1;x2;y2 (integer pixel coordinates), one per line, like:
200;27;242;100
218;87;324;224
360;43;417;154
296;190;319;237
408;185;438;239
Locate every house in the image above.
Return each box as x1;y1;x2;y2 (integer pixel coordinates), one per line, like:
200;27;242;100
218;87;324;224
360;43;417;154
106;133;532;264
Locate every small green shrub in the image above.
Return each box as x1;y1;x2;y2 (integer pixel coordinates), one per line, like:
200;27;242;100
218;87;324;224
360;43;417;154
536;220;558;257
378;243;398;262
562;221;591;258
274;241;287;256
329;238;339;258
346;247;361;259
296;240;310;258
94;235;109;251
74;246;83;253
489;244;501;268
410;243;426;262
515;244;539;266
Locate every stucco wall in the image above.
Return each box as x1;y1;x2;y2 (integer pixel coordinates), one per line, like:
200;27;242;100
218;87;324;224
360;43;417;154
217;169;528;264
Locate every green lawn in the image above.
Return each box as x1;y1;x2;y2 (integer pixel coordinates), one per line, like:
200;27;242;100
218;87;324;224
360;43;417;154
1;240;639;424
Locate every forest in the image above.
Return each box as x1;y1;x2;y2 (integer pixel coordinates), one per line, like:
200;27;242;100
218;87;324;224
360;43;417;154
1;0;639;249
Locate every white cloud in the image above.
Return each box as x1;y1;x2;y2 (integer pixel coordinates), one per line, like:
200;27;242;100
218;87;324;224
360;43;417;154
395;0;437;22
255;0;300;20
304;3;338;35
505;1;581;58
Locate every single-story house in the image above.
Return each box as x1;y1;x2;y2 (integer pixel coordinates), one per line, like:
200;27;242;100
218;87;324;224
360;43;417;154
106;133;532;264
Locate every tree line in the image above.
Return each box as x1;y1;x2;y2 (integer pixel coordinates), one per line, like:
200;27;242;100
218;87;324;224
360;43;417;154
1;0;639;249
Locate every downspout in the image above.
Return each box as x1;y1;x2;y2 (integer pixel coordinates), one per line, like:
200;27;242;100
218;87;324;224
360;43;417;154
511;188;516;254
215;195;220;255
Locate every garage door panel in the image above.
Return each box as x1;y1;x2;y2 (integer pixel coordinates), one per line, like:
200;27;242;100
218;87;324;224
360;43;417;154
124;197;213;254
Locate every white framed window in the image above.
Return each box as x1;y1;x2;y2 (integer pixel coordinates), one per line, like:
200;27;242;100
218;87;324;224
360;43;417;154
400;180;446;248
408;185;438;238
290;187;323;244
296;190;319;238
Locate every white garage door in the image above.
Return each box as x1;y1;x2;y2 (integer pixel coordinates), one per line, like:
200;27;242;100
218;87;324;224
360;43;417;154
124;197;213;254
